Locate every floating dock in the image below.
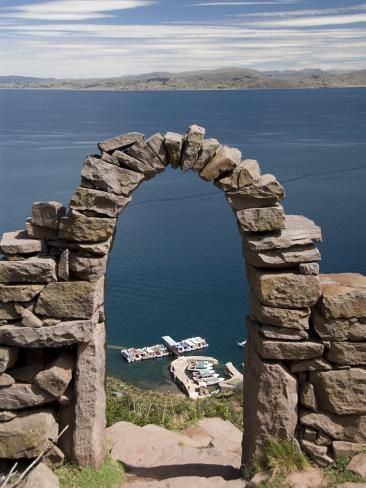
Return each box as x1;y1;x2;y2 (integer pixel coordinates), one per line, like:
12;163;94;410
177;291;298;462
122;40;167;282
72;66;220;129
121;336;208;363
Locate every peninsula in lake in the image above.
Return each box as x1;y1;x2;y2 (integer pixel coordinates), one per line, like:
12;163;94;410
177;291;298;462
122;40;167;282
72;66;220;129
1;68;366;91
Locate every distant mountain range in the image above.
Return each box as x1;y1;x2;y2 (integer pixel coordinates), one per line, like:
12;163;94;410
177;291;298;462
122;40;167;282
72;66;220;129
1;68;366;90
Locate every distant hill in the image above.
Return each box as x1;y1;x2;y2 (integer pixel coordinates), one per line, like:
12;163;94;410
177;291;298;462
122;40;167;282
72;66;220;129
1;68;366;90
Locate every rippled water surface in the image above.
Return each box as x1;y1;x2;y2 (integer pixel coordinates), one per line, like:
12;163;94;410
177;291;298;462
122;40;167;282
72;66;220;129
0;89;365;387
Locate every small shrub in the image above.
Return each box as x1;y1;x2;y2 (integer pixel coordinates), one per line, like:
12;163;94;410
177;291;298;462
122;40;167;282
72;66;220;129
260;438;309;476
324;456;366;487
55;456;124;488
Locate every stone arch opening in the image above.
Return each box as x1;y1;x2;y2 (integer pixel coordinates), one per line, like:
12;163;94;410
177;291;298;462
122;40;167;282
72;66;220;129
0;125;365;471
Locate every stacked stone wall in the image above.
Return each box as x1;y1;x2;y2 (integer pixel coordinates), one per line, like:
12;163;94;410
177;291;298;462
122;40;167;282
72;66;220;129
0;125;364;470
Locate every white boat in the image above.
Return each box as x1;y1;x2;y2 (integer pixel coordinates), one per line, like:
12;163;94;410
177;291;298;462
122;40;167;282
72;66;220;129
194;372;220;379
203;376;225;386
237;340;247;348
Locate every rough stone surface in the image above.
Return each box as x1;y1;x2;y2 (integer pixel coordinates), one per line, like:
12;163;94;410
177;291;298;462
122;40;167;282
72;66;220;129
300;410;366;442
0;383;54;409
59;210;116;243
48;238;112;256
35;353;74;398
0;231;44;255
101;152;119;165
181;124;205;171
227;174;285;210
57;249;69;281
146;133;169;166
32;202;66;230
21;462;60;488
200;146;241;181
70;186;130;218
301;439;334;467
0;373;15;387
0;303;19;320
69;254;108;281
347;453;366;477
0;411;16;421
300;262;320;275
217;159;261;191
243;242;320;268
310;369;366;415
113;150;157;178
291;358;332;373
97;132;144;153
247;266;321;308
126;139;165;172
81;156;144;196
193;138;220;172
43;444;65;468
25;219;58;239
0;410;58;459
0;346;18;373
36;278;103;319
164;132;183;169
0;284;44;303
301;383;318;411
285;468;326;488
318;273;366;319
16;305;43;327
242;343;297;464
244;215;322;252
237;205;285;233
249;291;310;329
333;441;366;459
0;321;93;347
260;324;308;340
0;257;56;283
249;320;324;360
73;321;106;468
313;308;366;342
327;342;366;366
10;362;44;383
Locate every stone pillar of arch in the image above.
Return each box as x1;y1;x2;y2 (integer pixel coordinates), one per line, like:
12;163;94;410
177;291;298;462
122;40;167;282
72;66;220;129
0;125;365;468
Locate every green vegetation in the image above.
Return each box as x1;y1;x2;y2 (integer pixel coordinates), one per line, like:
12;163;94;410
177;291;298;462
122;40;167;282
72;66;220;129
324;456;366;487
55;456;124;488
245;439;309;488
106;377;243;431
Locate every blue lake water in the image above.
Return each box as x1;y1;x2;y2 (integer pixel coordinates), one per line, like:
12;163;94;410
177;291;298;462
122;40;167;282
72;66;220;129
0;89;365;388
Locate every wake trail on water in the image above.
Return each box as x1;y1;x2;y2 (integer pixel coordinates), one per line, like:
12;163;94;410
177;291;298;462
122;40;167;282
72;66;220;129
128;164;366;208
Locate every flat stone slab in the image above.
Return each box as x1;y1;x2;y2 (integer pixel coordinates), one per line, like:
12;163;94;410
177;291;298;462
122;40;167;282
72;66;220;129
81;156;144;196
22;462;60;488
59;210;116;243
0;230;44;255
194;138;220;172
217;159;260;191
200;146;241;181
243;242;320;268
108;421;240;480
126;140;165;172
181;124;205;171
125;477;243;487
318;273;366;319
146;133;168;166
164;132;183;169
0;383;54;410
98;132;144;153
312;309;366;341
70;186;131;218
244;215;322;252
247;266;321;308
237;205;285;233
0;410;58;458
35;278;103;319
327;342;366;366
0;321;93;347
310;368;366;415
300;410;366;443
0;257;56;283
31;201;66;230
227;174;284;210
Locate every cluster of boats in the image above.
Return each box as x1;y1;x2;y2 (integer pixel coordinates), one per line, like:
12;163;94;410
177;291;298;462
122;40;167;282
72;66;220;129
187;360;225;386
121;335;208;363
121;344;169;363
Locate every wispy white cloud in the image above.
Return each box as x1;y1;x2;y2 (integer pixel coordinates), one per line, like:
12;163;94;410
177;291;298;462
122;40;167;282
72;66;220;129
236;4;366;18
3;0;155;21
192;1;300;5
248;12;366;27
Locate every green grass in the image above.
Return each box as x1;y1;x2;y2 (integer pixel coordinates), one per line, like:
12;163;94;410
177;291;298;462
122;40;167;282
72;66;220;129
106;376;243;431
245;438;309;488
324;456;366;487
55;456;125;488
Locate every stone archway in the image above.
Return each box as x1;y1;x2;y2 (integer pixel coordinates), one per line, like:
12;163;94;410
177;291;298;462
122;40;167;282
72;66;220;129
0;125;365;469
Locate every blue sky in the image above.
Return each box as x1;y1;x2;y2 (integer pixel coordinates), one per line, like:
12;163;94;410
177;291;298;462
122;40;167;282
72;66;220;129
0;0;365;77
